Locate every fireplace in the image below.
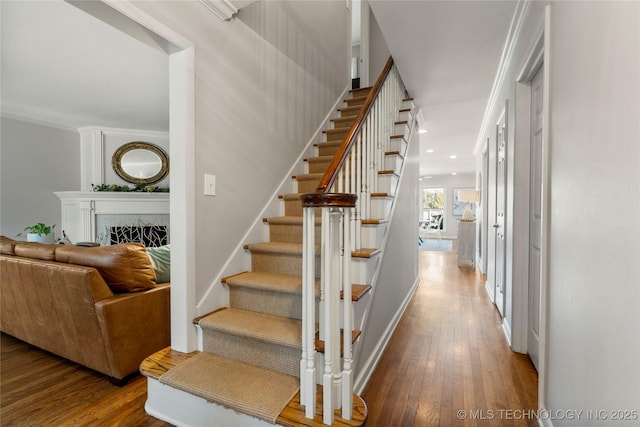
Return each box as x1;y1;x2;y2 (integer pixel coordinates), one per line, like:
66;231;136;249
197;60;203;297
109;225;168;247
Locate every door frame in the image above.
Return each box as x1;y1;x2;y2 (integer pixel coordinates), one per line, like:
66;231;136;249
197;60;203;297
511;9;551;411
103;0;197;352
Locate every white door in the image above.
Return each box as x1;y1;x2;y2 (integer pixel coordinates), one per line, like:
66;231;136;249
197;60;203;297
494;108;507;317
528;66;544;371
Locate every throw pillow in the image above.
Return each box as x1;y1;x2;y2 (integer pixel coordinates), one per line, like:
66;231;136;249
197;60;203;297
146;245;171;283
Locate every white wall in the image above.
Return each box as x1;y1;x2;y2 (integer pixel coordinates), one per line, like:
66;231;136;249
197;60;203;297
420;172;475;238
0;117;80;239
476;1;640;422
368;6;391;82
546;2;640;423
129;1;350;304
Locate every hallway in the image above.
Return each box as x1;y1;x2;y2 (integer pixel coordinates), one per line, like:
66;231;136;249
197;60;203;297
362;249;538;426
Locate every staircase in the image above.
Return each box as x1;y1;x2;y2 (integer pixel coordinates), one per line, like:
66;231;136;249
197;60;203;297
141;88;379;426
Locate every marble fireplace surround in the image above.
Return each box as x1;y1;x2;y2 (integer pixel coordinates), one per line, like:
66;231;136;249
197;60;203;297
55;191;169;245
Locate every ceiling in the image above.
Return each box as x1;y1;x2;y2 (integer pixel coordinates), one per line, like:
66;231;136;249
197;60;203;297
369;0;517;178
1;0;516;177
0;0;169;131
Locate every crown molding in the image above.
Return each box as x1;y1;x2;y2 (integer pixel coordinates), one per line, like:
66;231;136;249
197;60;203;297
198;0;238;21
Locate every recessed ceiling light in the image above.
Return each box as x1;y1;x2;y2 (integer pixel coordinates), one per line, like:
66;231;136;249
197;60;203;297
449;155;457;159
451;172;457;175
426;149;435;153
418;129;428;134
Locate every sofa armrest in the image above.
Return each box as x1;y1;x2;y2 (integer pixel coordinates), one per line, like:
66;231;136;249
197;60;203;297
94;283;170;380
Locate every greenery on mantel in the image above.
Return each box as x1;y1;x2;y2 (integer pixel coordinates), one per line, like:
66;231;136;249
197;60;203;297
91;184;170;193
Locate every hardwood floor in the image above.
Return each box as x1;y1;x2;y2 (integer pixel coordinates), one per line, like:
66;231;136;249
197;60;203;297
0;333;170;427
361;249;538;426
1;249;536;426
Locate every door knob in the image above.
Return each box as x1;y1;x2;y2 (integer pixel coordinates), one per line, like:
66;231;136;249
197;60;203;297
493;224;500;228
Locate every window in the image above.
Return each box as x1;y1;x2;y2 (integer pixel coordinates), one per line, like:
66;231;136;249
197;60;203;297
422;187;444;230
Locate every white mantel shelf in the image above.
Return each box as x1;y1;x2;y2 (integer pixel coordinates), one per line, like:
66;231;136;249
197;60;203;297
55;191;169;243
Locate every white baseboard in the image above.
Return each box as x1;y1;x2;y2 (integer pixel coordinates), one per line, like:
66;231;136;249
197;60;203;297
353;275;420;394
485;280;495;303
502;317;512;347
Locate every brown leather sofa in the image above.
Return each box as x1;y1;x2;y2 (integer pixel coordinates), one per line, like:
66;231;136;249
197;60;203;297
0;237;170;383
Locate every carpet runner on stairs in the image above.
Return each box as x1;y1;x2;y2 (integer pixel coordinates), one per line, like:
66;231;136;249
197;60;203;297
150;87;374;425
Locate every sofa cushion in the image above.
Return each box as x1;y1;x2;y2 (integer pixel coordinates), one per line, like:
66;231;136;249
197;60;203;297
55;243;156;292
14;242;58;261
0;236;17;255
146;244;170;283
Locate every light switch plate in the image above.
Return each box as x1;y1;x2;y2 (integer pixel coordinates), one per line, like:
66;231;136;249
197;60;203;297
204;174;216;196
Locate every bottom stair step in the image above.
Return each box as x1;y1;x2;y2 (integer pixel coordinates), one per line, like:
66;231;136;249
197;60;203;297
159;351;299;424
142;348;368;426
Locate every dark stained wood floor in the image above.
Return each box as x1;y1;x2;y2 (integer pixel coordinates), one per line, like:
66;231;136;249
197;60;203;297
361;249;538;426
1;248;537;426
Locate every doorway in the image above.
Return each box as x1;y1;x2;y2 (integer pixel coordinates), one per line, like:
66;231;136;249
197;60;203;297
527;65;544;371
494;104;507;318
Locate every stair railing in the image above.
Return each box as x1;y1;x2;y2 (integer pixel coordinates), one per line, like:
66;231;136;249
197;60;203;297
300;56;410;424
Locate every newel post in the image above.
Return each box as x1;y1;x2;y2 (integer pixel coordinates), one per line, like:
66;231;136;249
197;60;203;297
300;193;357;424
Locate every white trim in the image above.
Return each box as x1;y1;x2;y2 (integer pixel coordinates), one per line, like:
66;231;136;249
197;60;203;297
77;125;169;138
502;317;512;347
474;0;532;156
194;85;351;318
485;280;495;303
101;0;197;353
354;275;419;394
538;4;552;412
198;0;238;21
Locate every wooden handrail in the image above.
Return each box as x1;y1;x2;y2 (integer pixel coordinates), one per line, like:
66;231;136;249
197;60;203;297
315;56;395;193
300;193;357;209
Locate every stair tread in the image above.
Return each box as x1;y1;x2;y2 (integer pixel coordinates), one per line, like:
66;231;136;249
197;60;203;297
313;140;342;148
304;155;334;163
198;307;302;348
352;248;381;258
246;241;308;255
264;215;321;225
293;172;324;181
159;351;299;424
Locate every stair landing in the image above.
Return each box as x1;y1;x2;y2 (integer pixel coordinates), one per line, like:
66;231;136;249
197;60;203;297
141;347;367;426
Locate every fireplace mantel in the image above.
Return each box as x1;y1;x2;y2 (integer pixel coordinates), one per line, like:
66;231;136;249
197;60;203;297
55;191;169;244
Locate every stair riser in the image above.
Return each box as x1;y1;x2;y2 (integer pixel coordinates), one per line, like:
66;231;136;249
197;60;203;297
325;128;349;142
378;174;399;196
346;97;366;107
351;255;379;285
398;109;414;124
229;286;303;320
251;251;320;277
316;144;339;157
340;106;361;117
202;329;300;378
361;223;388;249
389;137;407;157
403;99;415;110
295;177;321;193
394;123;410;139
385;154;403;173
269;223;320;244
307;160;331;174
371;197;393;219
284;200;323;217
229;287;324;321
333;117;357;128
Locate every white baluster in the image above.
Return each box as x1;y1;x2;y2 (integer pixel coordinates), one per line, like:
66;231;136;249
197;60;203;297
301;205;316;419
342;207;353;420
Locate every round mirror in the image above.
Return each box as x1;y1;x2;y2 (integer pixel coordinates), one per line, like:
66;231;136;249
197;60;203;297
112;142;169;185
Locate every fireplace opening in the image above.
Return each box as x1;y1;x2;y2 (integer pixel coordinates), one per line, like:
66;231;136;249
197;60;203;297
110;225;168;247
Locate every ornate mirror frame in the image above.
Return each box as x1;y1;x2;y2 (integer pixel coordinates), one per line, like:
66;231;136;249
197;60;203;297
112;141;169;185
